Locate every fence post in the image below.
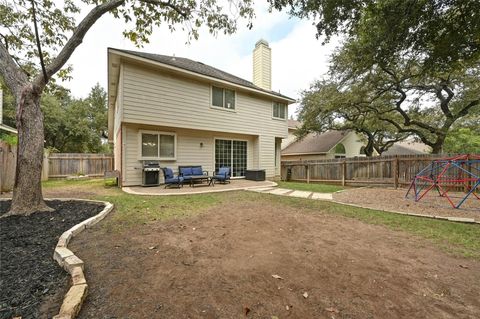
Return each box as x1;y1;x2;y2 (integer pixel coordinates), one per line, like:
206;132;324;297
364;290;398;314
42;149;49;181
341;160;346;186
393;156;399;189
306;165;310;184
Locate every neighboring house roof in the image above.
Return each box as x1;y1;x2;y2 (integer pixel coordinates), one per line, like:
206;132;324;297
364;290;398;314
282;130;349;155
0;123;17;134
288;119;301;129
383;141;431;155
110;48;295;102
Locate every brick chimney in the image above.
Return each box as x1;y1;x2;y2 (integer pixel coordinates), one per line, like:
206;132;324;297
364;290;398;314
252;39;271;90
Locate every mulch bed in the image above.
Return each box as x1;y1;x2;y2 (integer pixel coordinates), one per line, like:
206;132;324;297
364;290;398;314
0;200;104;319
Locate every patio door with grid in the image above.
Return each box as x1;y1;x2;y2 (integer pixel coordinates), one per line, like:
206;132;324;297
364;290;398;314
215;139;247;177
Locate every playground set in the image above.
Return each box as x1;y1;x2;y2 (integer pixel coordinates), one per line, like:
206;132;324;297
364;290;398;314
406;154;480;209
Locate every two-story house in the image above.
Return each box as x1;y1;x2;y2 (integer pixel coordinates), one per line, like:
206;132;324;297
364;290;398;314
108;40;295;186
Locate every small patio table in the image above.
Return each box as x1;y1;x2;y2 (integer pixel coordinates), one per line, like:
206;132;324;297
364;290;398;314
189;175;214;187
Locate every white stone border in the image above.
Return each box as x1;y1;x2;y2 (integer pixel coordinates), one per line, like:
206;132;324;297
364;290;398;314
49;198;114;319
0;198;114;319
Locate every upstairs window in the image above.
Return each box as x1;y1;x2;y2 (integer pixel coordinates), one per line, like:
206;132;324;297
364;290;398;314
212;86;235;110
273;102;287;119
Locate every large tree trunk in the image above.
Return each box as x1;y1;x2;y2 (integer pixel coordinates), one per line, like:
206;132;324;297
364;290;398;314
7;84;51;216
431;134;447;154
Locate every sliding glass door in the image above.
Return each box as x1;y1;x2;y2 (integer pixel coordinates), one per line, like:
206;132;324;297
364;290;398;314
215;139;247;177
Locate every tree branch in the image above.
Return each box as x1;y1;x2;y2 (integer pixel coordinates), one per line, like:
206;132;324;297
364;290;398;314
0;41;28;95
435;83;454;118
377;115;435;147
455;98;480;118
31;0;48;84
140;0;190;18
35;0;193;88
35;0;127;88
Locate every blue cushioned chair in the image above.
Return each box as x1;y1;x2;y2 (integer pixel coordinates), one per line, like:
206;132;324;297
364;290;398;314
161;167;184;188
213;167;231;184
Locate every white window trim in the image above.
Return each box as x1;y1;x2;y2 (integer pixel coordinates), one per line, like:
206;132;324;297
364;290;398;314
213;137;248;179
272;101;287;120
138;129;177;161
210;85;237;112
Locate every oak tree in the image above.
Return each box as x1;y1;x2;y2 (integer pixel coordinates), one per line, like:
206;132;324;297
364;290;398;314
278;0;479;154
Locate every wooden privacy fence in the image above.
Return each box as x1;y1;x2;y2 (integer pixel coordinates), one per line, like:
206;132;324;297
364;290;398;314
0;141;17;192
281;154;480;188
47;153;113;178
0;147;112;191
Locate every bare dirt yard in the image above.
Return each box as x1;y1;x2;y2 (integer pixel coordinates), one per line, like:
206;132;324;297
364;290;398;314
70;192;480;319
333;187;480;221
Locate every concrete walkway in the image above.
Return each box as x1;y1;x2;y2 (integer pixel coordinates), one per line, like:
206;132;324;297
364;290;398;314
123;180;277;196
248;187;333;200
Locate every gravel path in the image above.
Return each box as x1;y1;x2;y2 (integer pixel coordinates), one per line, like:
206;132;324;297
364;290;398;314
333;187;479;221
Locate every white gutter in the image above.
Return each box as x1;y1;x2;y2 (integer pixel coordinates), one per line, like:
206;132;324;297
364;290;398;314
0;124;17;134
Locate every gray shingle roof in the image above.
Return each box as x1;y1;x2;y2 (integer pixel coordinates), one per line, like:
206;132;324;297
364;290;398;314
113;48;294;101
383;141;430;155
288;119;301;129
282;130;349;154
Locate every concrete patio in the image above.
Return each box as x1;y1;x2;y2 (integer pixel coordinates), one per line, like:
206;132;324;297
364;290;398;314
123;179;277;196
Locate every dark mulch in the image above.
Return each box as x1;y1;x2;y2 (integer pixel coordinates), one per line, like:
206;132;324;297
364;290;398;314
0;200;104;319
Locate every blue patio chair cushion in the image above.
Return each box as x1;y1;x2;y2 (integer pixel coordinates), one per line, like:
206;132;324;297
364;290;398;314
192;167;203;175
165;176;184;183
163;168;174;179
214;167;230;181
180;167;193;176
213;174;227;181
218;167;230;176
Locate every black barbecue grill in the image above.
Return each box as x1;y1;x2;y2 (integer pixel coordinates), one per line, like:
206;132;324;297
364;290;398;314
142;161;160;186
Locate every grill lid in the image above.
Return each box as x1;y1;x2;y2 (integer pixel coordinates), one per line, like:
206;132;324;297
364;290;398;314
143;161;160;171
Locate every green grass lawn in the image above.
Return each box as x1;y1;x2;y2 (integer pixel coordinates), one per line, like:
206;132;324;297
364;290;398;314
41;179;480;259
277;181;344;193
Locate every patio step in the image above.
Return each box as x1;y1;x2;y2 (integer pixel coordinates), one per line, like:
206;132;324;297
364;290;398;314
246;187;333;201
248;187;277;192
288;190;312;198
268;188;294;195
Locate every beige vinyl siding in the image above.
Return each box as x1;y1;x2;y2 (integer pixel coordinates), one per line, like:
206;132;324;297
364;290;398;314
122;123;255;186
258;135;276;177
327;132;365;158
121;63;287;139
275;138;282;176
113;65;124;137
114;128;121;172
113;67;124;178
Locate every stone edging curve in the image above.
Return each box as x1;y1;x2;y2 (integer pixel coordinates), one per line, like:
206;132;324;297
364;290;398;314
331;199;479;225
47;198;114;319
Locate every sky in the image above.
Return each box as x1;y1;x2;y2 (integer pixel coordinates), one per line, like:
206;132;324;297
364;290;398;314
60;2;341;118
